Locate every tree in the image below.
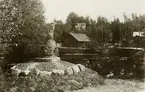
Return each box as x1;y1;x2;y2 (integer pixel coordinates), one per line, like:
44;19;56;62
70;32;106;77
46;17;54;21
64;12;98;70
0;0;49;63
111;18;123;42
96;16;111;44
53;20;66;42
66;12;86;33
122;13;145;47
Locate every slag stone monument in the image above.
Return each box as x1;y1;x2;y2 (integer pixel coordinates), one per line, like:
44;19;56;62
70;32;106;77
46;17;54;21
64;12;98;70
46;23;57;56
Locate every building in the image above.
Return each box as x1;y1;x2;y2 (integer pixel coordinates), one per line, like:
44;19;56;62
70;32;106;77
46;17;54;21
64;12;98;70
62;32;91;48
133;32;145;37
75;23;86;30
133;31;145;47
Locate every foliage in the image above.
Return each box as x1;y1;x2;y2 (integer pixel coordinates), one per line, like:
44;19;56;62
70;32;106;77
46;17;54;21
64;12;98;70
66;12;86;33
54;12;111;46
53;20;66;42
54;12;145;48
95;16;111;44
0;0;50;63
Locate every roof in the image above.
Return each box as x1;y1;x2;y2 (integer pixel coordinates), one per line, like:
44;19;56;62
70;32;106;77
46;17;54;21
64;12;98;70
69;32;90;42
133;32;145;37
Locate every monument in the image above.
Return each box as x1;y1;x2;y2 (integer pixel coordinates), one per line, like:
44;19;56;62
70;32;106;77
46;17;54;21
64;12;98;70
36;22;60;62
46;23;57;56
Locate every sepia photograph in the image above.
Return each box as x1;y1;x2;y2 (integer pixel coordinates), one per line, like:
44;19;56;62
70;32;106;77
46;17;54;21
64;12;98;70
0;0;145;92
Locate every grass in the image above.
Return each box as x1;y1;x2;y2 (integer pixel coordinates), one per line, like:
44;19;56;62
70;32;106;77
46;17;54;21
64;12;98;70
66;79;145;92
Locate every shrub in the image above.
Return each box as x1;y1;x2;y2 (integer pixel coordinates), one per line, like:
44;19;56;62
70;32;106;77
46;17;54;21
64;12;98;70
0;0;53;64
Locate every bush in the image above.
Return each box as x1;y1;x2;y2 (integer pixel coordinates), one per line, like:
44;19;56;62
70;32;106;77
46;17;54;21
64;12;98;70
4;43;54;64
0;0;52;64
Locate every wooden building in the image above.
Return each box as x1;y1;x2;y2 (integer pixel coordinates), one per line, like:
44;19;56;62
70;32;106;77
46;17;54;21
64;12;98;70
62;32;91;48
133;31;145;47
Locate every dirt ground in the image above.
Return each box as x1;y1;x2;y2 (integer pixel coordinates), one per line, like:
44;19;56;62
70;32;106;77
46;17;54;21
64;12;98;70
66;79;145;92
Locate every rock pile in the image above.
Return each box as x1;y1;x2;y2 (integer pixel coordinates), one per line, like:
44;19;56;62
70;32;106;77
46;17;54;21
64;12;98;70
11;63;86;77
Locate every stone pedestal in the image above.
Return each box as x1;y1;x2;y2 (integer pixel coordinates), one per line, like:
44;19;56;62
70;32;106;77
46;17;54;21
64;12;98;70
35;56;60;62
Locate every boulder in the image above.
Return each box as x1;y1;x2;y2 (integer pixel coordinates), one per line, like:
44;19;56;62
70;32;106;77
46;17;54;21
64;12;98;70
64;68;74;75
19;70;30;76
68;80;83;90
72;65;80;73
30;68;40;75
11;68;21;76
52;69;64;75
77;64;86;72
24;70;30;75
39;71;52;76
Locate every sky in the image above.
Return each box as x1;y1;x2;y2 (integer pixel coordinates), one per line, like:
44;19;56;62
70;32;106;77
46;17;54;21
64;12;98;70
41;0;145;23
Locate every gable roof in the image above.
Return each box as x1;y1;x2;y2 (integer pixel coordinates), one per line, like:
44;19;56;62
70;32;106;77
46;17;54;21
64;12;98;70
69;32;90;42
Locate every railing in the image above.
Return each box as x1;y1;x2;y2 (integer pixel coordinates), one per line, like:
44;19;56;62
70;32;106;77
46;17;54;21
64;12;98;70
58;47;99;61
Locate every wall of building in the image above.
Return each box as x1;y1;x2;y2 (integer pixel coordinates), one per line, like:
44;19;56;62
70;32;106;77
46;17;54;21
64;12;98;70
62;33;78;47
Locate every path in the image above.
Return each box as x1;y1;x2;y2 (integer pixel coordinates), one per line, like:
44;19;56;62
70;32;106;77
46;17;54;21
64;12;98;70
66;79;145;92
